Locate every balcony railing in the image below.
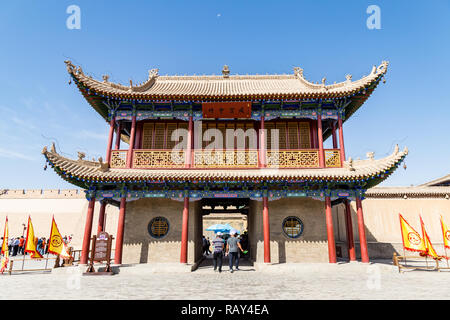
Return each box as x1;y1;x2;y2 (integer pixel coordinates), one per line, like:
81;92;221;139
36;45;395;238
325;149;342;168
109;149;342;169
193;149;259;168
267;149;319;168
133;149;185;168
110;150;128;168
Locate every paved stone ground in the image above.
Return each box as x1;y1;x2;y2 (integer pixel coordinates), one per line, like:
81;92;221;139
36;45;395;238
0;255;450;300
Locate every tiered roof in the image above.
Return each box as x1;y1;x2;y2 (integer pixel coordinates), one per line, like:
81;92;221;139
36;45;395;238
65;60;389;121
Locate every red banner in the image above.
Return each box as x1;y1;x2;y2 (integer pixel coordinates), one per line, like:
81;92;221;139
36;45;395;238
202;101;252;119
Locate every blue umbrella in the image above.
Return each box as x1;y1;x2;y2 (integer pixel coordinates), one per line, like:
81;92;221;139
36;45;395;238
206;223;232;233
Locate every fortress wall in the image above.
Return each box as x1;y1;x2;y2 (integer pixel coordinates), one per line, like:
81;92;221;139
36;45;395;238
0;190;119;250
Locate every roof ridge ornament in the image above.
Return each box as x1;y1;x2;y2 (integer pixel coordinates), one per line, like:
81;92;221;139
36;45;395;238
51;142;56;154
222;65;230;78
347;157;355;171
293;67;303;78
102;75;109;83
148;68;159;79
98;157;109;172
345;74;352;82
366;152;375;160
64;60;75;74
394;144;399;155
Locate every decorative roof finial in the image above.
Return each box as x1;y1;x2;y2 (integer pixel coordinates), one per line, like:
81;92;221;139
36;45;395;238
366;152;374;160
222;65;230;78
102;75;109;83
77;152;86;161
347;157;355;171
148;69;159;79
293;67;303;77
345;74;352;82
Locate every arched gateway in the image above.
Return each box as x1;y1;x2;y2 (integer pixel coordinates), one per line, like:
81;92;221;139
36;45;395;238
42;61;407;266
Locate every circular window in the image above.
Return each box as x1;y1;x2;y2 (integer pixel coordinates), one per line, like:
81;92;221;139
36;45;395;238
282;216;304;239
148;217;169;239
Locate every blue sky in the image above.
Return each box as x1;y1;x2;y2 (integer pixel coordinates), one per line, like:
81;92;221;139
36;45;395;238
0;0;449;189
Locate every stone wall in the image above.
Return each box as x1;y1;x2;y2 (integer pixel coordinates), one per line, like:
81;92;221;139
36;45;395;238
121;198;202;265
249;198;329;263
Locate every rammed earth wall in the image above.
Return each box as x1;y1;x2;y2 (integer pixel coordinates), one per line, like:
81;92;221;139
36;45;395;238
0;189;119;250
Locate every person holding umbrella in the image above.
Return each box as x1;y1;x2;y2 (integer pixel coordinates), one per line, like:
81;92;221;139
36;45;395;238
226;230;244;273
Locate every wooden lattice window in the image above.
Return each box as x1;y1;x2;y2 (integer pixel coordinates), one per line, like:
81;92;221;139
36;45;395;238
202;122;255;150
265;122;275;150
141;122;187;149
275;122;287;150
288;122;299;149
142;123;154;149
282;216;304;239
265;121;311;150
148;217;169;239
298;122;311;149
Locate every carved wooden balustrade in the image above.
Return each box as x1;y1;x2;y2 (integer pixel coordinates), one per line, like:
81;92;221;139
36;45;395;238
266;149;320;168
110;150;128;168
133;149;185;168
325;149;342;168
193;149;259;168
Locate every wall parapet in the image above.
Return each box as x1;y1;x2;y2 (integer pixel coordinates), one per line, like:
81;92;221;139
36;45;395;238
0;189;84;199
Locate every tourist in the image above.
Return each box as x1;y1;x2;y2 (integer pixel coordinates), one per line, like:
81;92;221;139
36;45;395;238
37;238;43;255
13;237;20;256
206;237;211;255
8;238;14;254
18;236;24;255
226;230;244;273
202;235;208;256
212;232;225;273
240;231;249;259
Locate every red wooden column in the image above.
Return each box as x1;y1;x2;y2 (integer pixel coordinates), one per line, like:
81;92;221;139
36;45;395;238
259;115;266;168
344;199;356;261
325;196;337;263
180;197;189;263
263;196;271;263
356;197;369;263
114;197;127;265
185;116;193;168
332;122;338;149
105;116;116;164
115;121;122;150
317;114;325;167
126;113;137;168
338;114;346;165
80;197;96;265
97;201;106;234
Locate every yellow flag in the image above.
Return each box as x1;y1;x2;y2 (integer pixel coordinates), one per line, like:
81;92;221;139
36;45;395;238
48;217;70;259
24;217;43;259
1;217;9;273
399;214;426;253
420;216;440;260
440;216;450;250
1;217;8;255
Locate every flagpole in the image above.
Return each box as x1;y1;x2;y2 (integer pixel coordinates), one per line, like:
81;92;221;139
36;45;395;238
403;247;407;266
445;247;449;268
